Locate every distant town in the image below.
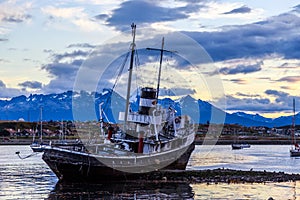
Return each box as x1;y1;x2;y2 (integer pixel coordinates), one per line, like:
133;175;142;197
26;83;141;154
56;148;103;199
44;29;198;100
0;120;298;145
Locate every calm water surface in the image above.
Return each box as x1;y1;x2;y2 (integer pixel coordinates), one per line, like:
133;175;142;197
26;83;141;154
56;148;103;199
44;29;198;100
1;145;300;199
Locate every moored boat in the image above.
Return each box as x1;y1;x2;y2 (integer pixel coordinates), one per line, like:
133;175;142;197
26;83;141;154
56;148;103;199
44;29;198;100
31;107;45;152
231;143;250;150
290;99;300;157
40;23;196;182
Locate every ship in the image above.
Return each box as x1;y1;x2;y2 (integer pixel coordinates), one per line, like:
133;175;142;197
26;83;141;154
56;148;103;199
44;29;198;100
41;23;196;182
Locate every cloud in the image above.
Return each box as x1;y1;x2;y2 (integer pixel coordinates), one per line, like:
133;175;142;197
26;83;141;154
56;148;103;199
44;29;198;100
265;89;288;98
224;95;276;112
293;4;300;12
67;43;96;49
41;6;83;19
0;1;32;26
159;87;196;97
0;80;24;98
94;14;109;21
41;48;88;93
217;62;262;75
50;50;89;63
185;12;300;61
41;6;102;32
105;0;192;30
235;92;260;97
265;89;293;105
279;62;300;69
223;6;251;14
2;14;32;23
0;80;6;88
42;62;80;78
41;62;81;94
229;79;247;84
277;76;300;83
0;38;8;42
223;93;297;113
280;86;292;90
0;58;9;63
18;81;43;89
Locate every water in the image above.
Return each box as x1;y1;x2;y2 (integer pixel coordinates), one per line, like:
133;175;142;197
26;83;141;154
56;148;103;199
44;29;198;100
188;145;300;174
1;145;300;199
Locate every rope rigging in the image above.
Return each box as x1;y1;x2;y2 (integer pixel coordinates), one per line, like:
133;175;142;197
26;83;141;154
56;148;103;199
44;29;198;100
15;151;41;160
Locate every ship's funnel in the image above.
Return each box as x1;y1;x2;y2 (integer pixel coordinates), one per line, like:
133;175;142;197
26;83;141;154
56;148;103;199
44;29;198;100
138;87;157;115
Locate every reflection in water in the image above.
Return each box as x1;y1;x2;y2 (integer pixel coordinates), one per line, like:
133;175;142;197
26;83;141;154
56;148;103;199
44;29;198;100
48;181;194;199
192;182;300;199
188;145;300;174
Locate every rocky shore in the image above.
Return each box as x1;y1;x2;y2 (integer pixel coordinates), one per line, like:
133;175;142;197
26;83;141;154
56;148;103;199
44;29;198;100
134;168;300;184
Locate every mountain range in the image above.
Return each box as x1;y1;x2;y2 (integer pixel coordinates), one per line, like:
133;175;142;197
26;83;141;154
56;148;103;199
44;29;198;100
0;90;298;128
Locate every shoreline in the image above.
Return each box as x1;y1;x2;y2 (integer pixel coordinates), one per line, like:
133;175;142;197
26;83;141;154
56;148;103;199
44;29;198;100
55;168;300;184
0;138;293;145
135;168;300;184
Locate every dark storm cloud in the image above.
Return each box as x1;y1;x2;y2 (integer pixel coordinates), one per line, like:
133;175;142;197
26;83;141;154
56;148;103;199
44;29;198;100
185;13;300;61
0;38;8;42
223;6;251;14
18;81;43;89
104;0;201;30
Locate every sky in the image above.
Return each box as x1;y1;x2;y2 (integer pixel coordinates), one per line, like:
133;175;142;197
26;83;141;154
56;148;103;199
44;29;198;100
0;0;300;118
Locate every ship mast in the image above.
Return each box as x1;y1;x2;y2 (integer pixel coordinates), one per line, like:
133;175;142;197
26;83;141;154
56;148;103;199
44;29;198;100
147;37;176;101
156;37;164;100
124;23;136;128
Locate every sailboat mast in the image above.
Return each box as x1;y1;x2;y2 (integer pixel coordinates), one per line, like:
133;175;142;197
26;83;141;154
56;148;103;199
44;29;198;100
156;37;164;100
124;23;136;127
40;106;43;142
292;98;296;145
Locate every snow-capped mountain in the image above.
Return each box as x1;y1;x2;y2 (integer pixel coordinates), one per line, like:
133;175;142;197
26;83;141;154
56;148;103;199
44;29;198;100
0;90;297;128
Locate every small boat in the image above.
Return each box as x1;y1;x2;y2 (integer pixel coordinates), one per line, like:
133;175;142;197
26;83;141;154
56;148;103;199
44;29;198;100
40;23;196;182
290;99;300;157
30;141;45;152
30;107;45;152
231;128;250;150
231;143;250;150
